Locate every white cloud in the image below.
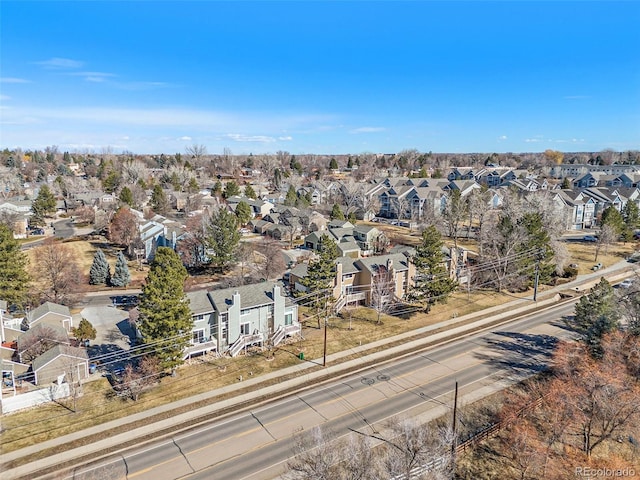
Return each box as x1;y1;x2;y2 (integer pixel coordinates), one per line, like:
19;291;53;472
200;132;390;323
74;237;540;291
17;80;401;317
278;136;293;141
121;136;130;140
69;71;116;83
223;134;277;143
0;77;31;84
349;127;386;134
498;135;507;141
36;57;84;69
179;136;192;141
0;95;10;101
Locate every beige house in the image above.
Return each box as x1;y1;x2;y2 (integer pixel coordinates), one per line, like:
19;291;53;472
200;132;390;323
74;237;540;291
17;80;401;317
31;345;89;385
28;302;73;333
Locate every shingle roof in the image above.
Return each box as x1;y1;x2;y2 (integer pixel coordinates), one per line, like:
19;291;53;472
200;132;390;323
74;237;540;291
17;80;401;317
207;281;290;314
17;323;69;351
186;291;214;315
32;344;88;372
29;302;71;322
356;252;411;274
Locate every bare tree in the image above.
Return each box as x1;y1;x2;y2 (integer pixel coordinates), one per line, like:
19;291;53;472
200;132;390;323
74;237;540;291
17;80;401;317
108;207;140;257
371;265;396;324
186;144;207;162
594;224;616;261
18;324;69;363
33;238;85;305
255;237;287;280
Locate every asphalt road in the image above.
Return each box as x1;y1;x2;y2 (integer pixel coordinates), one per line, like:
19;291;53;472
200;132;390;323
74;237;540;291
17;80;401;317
65;301;577;480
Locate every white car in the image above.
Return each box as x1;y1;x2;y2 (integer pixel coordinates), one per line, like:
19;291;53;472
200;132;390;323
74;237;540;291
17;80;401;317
619;279;634;289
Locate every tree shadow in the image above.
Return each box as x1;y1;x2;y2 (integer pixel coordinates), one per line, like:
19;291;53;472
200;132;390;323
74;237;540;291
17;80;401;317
474;331;559;377
116;318;136;343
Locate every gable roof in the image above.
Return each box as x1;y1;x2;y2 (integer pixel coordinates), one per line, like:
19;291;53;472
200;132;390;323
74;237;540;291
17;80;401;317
29;302;71;322
32;344;88;372
207;281;291;314
17;323;69;351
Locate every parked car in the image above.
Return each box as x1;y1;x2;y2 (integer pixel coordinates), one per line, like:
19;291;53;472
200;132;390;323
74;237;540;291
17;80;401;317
568;263;579;269
619;279;634;289
592;263;603;271
583;235;597;243
30;228;45;235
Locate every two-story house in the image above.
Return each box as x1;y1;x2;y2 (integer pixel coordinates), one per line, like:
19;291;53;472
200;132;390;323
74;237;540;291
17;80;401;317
185;282;300;358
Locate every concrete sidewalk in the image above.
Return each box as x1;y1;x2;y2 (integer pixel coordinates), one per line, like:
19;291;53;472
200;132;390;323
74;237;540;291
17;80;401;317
2;260;636;479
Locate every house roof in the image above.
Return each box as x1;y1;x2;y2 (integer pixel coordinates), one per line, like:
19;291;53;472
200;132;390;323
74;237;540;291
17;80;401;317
356;252;411;274
32;344;88;373
208;281;292;314
29;302;71;322
336;257;360;274
17;323;69;351
337;241;360;255
186;291;214;315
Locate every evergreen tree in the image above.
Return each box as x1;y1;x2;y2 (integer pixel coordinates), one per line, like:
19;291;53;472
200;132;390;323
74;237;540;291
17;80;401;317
561;177;571;189
73;318;97;344
119;186;134;207
329;157;339;170
89;248;110;285
274;168;282;189
211;180;222;198
518;212;555;287
574;278;621;358
284;185;298;207
111;252;131;287
0;224;30;306
235;201;252;226
138;247;192;372
600;206;625;236
409;226;457;310
621;201;640;241
205;208;241;272
150;184;169;213
296;235;338;326
222;181;241;199
244;184;257;199
31;185;56;226
347;156;354;169
330;203;345;220
186;177;199;194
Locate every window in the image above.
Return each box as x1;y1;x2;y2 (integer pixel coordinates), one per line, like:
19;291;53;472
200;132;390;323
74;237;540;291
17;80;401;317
241;323;250;335
241;308;251;316
285;313;293;326
192;329;205;344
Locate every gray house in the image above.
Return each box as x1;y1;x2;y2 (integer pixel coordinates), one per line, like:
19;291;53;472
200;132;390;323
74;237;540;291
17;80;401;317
185;282;300;358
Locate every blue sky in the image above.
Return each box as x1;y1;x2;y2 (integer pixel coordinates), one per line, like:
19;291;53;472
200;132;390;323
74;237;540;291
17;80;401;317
1;1;639;155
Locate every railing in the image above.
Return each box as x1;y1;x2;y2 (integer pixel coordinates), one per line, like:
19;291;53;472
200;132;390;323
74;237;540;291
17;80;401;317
271;326;285;347
334;295;346;313
182;338;217;360
229;333;263;357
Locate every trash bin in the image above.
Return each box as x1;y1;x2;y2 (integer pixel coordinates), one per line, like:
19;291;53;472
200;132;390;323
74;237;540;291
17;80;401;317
89;363;97;374
298;352;304;360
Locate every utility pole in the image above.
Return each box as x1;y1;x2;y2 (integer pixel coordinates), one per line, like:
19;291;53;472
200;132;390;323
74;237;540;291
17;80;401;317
451;381;459;477
533;256;540;302
323;291;329;367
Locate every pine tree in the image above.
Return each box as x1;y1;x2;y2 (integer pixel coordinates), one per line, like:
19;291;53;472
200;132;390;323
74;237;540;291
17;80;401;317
0;223;30;306
296;235;338;326
244;184;257;199
330;204;345;220
409;226;457;310
150;184;168;214
222;181;241;199
574;278;621;357
284;185;298;207
600;206;625;236
89;248;110;285
119;186;134;207
111;252;131;287
73;318;97;344
329;158;339;170
205;208;241;272
138;247;192;372
31;185;56;226
235;201;252;226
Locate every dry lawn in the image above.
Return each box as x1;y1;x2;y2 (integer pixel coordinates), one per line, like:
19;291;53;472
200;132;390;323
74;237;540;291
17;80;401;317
25;237;148;290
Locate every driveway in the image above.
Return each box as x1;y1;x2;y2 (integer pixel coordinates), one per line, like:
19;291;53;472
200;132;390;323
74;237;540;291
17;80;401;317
80;305;133;358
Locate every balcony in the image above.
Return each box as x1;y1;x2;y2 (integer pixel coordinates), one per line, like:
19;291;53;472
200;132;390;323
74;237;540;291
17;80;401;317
183;337;217;359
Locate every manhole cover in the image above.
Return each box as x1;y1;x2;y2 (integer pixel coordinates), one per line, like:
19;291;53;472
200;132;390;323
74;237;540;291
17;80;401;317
377;374;390;381
361;377;375;385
